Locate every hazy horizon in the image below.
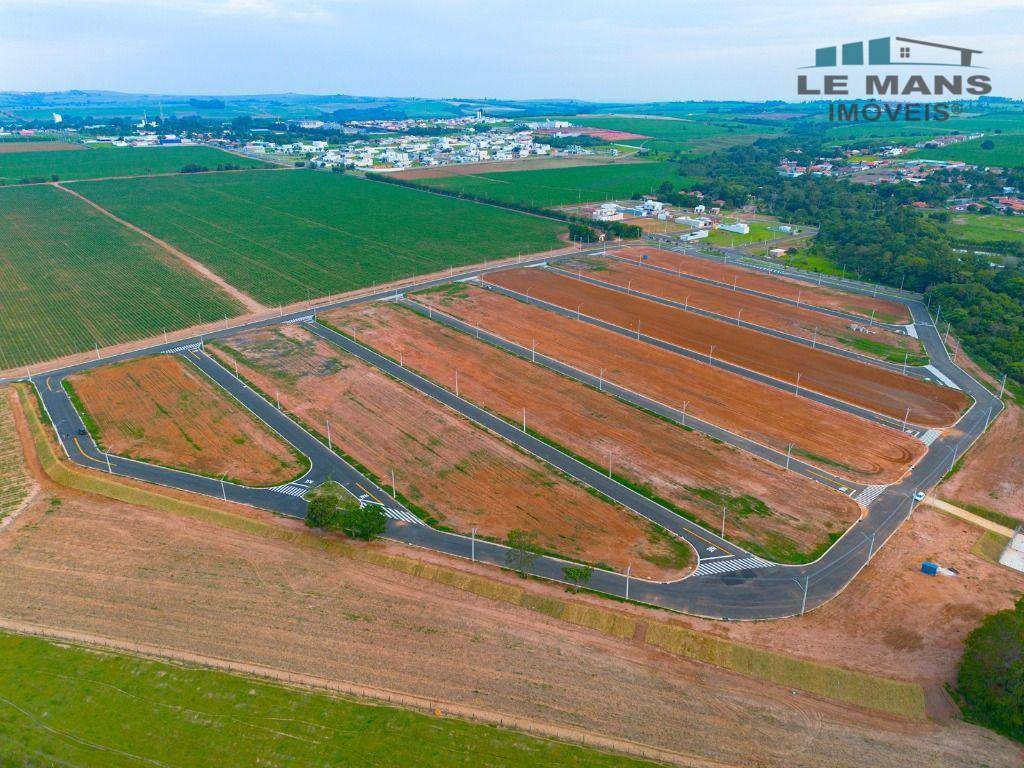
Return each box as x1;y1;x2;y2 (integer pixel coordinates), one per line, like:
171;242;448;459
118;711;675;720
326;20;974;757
2;0;1022;102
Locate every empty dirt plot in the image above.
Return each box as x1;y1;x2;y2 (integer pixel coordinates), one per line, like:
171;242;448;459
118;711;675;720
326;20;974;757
482;268;968;428
416;284;925;484
940;405;1024;524
617;247;912;324
562;255;924;364
210;325;691;577
324;302;861;562
67;355;307;486
0;141;85;154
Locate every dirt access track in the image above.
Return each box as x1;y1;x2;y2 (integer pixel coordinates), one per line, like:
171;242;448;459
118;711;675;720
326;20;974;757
210;325;691;578
68;355;307;486
617;247;912;324
482;268;968;428
562;255;921;362
416;284;925;485
324;302;861;563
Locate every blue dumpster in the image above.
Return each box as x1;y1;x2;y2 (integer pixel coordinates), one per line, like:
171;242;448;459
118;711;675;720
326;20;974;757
921;561;939;576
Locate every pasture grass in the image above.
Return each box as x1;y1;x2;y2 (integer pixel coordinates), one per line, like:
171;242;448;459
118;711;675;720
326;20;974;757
0;632;655;768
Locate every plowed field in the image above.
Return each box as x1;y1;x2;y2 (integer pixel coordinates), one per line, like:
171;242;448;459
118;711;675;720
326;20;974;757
415;284;925;484
324;302;861;562
561;255;922;362
68;355;307;486
211;325;691;578
615;247;912;324
481;268;968;427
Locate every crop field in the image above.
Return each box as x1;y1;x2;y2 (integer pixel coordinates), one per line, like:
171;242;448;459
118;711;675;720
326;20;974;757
482;267;966;427
416;161;693;208
616;247;912;324
70;170;567;306
323;301;861;562
210;325;691;577
911;133;1024;169
0;144;269;185
0;141;85;154
67;355;308;486
415;284;925;484
566;116;780;154
560;256;924;364
0;389;31;520
0;185;244;371
0;633;653;768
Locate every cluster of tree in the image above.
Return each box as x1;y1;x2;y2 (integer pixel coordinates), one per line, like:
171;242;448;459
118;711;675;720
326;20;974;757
568;223;599;243
539;135;605;150
180;163;209;174
305;481;387;541
956;596;1024;742
667;131;1024;396
366;173;641;240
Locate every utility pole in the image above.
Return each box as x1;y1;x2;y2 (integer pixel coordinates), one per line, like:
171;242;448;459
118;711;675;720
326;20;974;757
721;505;726;538
785;443;794;470
795;371;802;397
220;476;227;501
902;406;911;432
391;468;396;498
326;420;332;451
471;527;476;562
625;562;632;601
800;576;809;615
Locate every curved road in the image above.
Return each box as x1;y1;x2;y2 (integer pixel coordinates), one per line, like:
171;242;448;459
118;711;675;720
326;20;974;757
24;247;1003;619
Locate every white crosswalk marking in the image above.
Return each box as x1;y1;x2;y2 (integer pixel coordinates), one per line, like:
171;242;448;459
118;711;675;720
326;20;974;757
269;483;309;498
854;484;888;507
920;428;941;446
284;314;315;324
693;555;772;577
384;508;424;524
163;342;202;354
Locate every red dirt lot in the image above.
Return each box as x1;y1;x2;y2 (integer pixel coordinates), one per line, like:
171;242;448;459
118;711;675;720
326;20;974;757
323;302;861;562
482;268;968;428
68;355;306;486
940;404;1024;523
617;247;913;324
211;325;691;578
563;255;921;361
416;284;925;485
535;127;649;141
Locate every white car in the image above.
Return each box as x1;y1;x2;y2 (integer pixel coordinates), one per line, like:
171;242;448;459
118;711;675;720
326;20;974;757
913;491;926;502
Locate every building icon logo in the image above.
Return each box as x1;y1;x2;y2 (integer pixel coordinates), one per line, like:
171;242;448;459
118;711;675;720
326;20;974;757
809;37;982;69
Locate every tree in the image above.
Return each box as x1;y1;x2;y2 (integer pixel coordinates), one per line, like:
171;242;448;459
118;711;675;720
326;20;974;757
956;596;1024;742
304;481;384;540
980;139;996;150
339;504;387;541
505;528;539;577
562;564;593;593
568;223;598;243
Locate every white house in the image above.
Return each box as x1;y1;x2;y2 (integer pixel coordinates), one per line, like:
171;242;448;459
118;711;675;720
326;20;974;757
679;230;709;242
675;216;711;229
719;221;750;235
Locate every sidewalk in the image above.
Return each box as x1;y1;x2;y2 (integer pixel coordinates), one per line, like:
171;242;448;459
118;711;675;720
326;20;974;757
924;496;1014;538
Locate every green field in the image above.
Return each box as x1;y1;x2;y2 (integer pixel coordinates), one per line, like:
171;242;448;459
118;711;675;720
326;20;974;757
0;632;653;767
420;161;691;208
702;220;786;247
0;144;269;185
911;133;1024;168
71;170;567;305
946;213;1024;248
0;185;244;369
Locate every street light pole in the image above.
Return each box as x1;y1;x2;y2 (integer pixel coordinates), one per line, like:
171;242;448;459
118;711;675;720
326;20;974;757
625;562;632;601
471;527;476;562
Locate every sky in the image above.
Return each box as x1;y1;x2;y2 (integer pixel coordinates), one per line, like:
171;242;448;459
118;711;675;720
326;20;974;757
1;0;1021;102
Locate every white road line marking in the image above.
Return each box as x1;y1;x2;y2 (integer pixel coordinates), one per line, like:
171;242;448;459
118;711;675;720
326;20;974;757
854;484;888;507
920;428;941;446
163;342;202;354
693;555;772;577
269;483;308;497
925;364;961;390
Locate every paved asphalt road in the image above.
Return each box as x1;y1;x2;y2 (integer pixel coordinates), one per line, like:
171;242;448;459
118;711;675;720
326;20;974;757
22;246;1003;619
